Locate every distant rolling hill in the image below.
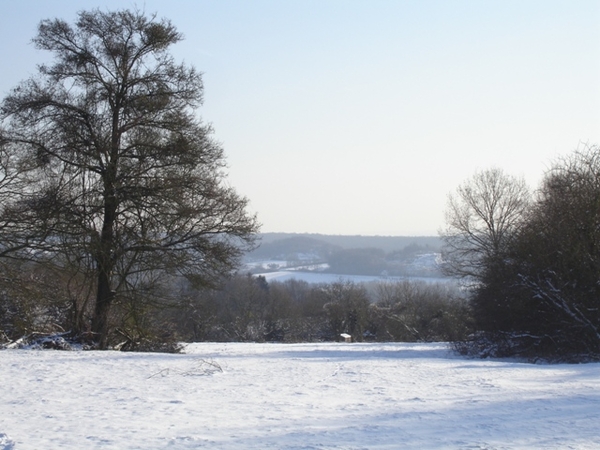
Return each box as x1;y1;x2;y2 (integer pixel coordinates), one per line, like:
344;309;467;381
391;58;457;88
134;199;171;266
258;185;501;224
249;233;441;259
245;233;445;279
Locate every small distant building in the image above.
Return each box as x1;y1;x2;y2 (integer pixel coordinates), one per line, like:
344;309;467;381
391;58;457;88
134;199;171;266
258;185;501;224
340;333;352;343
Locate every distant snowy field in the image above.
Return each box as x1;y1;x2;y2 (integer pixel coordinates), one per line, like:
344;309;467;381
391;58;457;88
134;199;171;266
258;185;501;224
259;270;451;285
1;342;599;449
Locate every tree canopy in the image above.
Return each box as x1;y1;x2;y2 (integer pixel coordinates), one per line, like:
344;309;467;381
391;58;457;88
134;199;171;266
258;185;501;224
441;168;530;280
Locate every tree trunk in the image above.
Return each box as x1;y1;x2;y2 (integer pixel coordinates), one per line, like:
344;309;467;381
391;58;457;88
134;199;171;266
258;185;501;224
91;158;118;349
92;270;115;349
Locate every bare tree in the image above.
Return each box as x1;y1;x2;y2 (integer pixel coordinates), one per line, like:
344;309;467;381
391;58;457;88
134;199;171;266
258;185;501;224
0;9;258;348
0;136;42;258
440;168;530;280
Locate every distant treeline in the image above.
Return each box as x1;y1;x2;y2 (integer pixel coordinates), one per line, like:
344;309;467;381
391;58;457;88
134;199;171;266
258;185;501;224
177;275;468;344
252;233;442;256
0;259;468;350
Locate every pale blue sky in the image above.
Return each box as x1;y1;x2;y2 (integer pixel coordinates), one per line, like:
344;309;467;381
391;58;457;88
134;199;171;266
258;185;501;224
1;1;599;235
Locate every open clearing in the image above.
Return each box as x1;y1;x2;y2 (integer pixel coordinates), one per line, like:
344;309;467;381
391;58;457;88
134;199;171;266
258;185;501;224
1;342;599;449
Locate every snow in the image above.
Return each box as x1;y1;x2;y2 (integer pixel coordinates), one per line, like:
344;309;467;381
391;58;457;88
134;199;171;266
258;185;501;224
1;342;599;449
259;270;451;285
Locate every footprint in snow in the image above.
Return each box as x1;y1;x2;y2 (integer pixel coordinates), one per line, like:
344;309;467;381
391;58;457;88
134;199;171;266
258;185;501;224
0;433;15;450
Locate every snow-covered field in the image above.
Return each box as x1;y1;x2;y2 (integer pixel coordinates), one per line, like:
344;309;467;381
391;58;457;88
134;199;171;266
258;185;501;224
1;342;599;449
